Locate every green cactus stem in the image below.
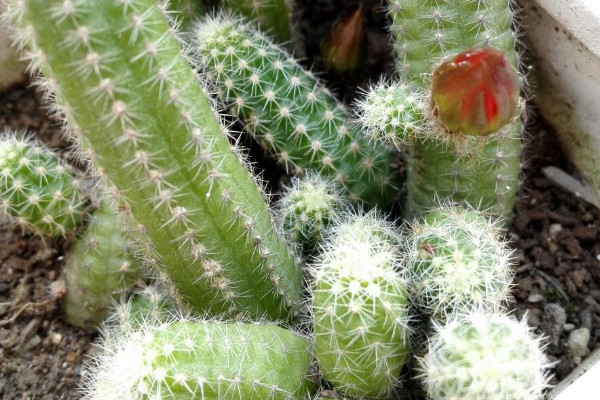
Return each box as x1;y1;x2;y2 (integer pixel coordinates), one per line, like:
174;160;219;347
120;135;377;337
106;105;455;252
222;0;292;43
168;0;205;33
6;0;303;322
0;132;86;236
63;201;142;331
380;0;523;223
311;211;411;398
420;312;551;400
195;15;403;209
84;319;315;400
277;173;346;255
404;204;513;324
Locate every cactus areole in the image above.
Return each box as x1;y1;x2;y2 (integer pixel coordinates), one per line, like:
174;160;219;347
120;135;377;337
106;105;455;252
432;48;519;136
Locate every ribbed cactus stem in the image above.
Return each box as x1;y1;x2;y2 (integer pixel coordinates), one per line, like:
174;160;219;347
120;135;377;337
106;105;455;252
405;204;513;323
84;319;315;399
420;312;551;400
311;211;411;398
63;201;142;331
384;0;523;223
6;0;303;322
0;132;86;236
223;0;292;43
277;173;346;255
195;15;402;208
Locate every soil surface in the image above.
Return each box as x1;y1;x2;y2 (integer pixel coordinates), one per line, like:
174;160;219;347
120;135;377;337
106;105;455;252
1;1;599;399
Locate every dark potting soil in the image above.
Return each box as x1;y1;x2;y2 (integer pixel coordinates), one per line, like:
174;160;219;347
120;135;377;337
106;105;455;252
1;1;599;398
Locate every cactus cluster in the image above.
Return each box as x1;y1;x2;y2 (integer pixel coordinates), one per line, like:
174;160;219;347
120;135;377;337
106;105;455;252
0;0;554;399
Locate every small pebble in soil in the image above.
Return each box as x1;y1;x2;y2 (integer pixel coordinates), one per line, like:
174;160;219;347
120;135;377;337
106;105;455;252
567;328;590;358
541;303;567;351
528;294;545;303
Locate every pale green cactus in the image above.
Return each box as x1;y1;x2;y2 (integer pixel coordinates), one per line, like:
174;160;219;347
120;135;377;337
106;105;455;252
311;211;411;398
420;312;551;400
404;204;513;323
5;0;303;322
84;318;315;400
63;201;142;331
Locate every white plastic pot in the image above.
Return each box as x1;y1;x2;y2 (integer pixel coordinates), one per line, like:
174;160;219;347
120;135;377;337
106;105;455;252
517;0;600;200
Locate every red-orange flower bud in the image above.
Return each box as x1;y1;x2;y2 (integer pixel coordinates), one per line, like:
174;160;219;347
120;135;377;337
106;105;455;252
431;48;519;136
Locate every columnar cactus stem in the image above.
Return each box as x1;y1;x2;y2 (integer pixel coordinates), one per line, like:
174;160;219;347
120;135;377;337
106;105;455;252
63;201;142;331
85;319;315;399
420;312;551;400
379;0;523;222
5;0;303;322
404;204;513;323
311;212;411;398
195;15;403;208
223;0;292;43
277;173;346;255
0;133;86;236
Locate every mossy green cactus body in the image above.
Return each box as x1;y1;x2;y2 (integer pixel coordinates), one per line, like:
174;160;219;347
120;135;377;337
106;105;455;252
405;205;513;323
63;201;141;331
6;0;302;322
86;319;315;400
223;0;292;43
421;312;550;400
311;212;411;398
195;16;402;208
277;174;346;255
384;0;522;222
0;134;86;236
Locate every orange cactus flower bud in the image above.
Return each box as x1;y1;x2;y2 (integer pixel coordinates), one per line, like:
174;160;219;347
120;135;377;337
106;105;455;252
431;48;519;136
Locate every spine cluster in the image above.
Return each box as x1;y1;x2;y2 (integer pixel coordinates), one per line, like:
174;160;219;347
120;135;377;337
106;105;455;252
7;0;303;322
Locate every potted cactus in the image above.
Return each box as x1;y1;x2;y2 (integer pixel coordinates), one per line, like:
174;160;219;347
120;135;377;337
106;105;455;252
0;0;597;399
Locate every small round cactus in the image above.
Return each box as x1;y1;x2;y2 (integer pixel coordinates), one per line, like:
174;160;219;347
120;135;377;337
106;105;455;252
405;204;513;323
420;312;551;400
0;133;86;236
356;81;424;148
311;211;411;398
277;173;347;255
84;318;315;400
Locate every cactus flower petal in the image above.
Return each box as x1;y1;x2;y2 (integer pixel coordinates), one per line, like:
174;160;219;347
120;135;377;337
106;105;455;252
432;48;519;136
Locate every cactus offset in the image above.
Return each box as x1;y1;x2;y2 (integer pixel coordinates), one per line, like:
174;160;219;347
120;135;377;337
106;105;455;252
84;318;315;400
420;312;551;400
63;201;142;331
195;15;402;208
6;0;303;322
311;211;411;398
0;132;86;236
405;204;513;323
277;174;346;255
378;0;523;222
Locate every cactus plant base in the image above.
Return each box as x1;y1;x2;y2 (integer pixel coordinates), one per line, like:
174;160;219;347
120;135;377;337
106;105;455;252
0;2;599;398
